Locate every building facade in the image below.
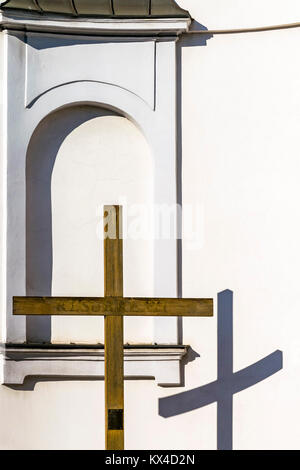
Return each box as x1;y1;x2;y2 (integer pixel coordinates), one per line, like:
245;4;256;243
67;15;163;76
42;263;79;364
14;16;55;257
0;0;299;449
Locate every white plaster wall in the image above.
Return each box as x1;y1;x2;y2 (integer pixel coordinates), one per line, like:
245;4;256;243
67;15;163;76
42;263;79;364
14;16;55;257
0;32;4;344
2;32;179;344
51;107;154;343
177;1;300;450
0;2;299;450
27;105;153;344
0;380;106;450
179;0;300;29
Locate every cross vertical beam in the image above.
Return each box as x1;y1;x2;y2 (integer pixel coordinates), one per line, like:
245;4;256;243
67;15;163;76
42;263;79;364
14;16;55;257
104;205;124;450
13;204;214;450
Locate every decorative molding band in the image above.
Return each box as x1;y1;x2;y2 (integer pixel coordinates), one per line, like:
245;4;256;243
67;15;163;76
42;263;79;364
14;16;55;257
25;36;156;110
0;344;188;386
0;11;191;36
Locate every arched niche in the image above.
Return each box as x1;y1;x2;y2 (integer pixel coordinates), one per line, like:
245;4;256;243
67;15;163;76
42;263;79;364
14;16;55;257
3;32;179;347
26;104;154;344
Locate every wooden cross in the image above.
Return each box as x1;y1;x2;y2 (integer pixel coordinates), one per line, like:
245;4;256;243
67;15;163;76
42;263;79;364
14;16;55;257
13;205;213;450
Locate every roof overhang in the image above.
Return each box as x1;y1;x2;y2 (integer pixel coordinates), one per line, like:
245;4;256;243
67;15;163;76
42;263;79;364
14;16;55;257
0;0;190;18
0;1;191;36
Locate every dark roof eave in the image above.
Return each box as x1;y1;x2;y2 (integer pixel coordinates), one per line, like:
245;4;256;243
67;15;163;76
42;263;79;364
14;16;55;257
0;0;191;19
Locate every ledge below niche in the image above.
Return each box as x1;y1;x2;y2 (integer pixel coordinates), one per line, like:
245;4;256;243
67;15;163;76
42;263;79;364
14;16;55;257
0;343;188;386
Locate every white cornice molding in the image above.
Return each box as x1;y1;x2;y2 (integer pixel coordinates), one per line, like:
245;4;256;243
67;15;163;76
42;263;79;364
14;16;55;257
1;345;188;386
0;11;191;36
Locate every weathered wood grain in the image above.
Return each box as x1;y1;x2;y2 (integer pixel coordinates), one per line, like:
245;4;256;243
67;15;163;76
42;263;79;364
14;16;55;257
104;205;124;451
12;204;214;451
13;297;213;317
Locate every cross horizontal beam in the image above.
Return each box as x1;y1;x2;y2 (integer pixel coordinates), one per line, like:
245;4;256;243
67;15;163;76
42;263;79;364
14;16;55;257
13;297;213;317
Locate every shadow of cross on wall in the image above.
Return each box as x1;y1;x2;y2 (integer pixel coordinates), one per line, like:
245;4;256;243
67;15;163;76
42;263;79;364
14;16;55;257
159;290;283;450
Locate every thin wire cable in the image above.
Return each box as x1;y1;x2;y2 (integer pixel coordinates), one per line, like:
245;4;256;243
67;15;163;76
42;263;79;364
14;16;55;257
110;0;115;15
187;22;300;35
32;0;42;13
70;0;78;17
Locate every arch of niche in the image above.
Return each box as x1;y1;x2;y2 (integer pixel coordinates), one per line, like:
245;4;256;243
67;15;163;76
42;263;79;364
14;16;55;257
0;7;191;385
